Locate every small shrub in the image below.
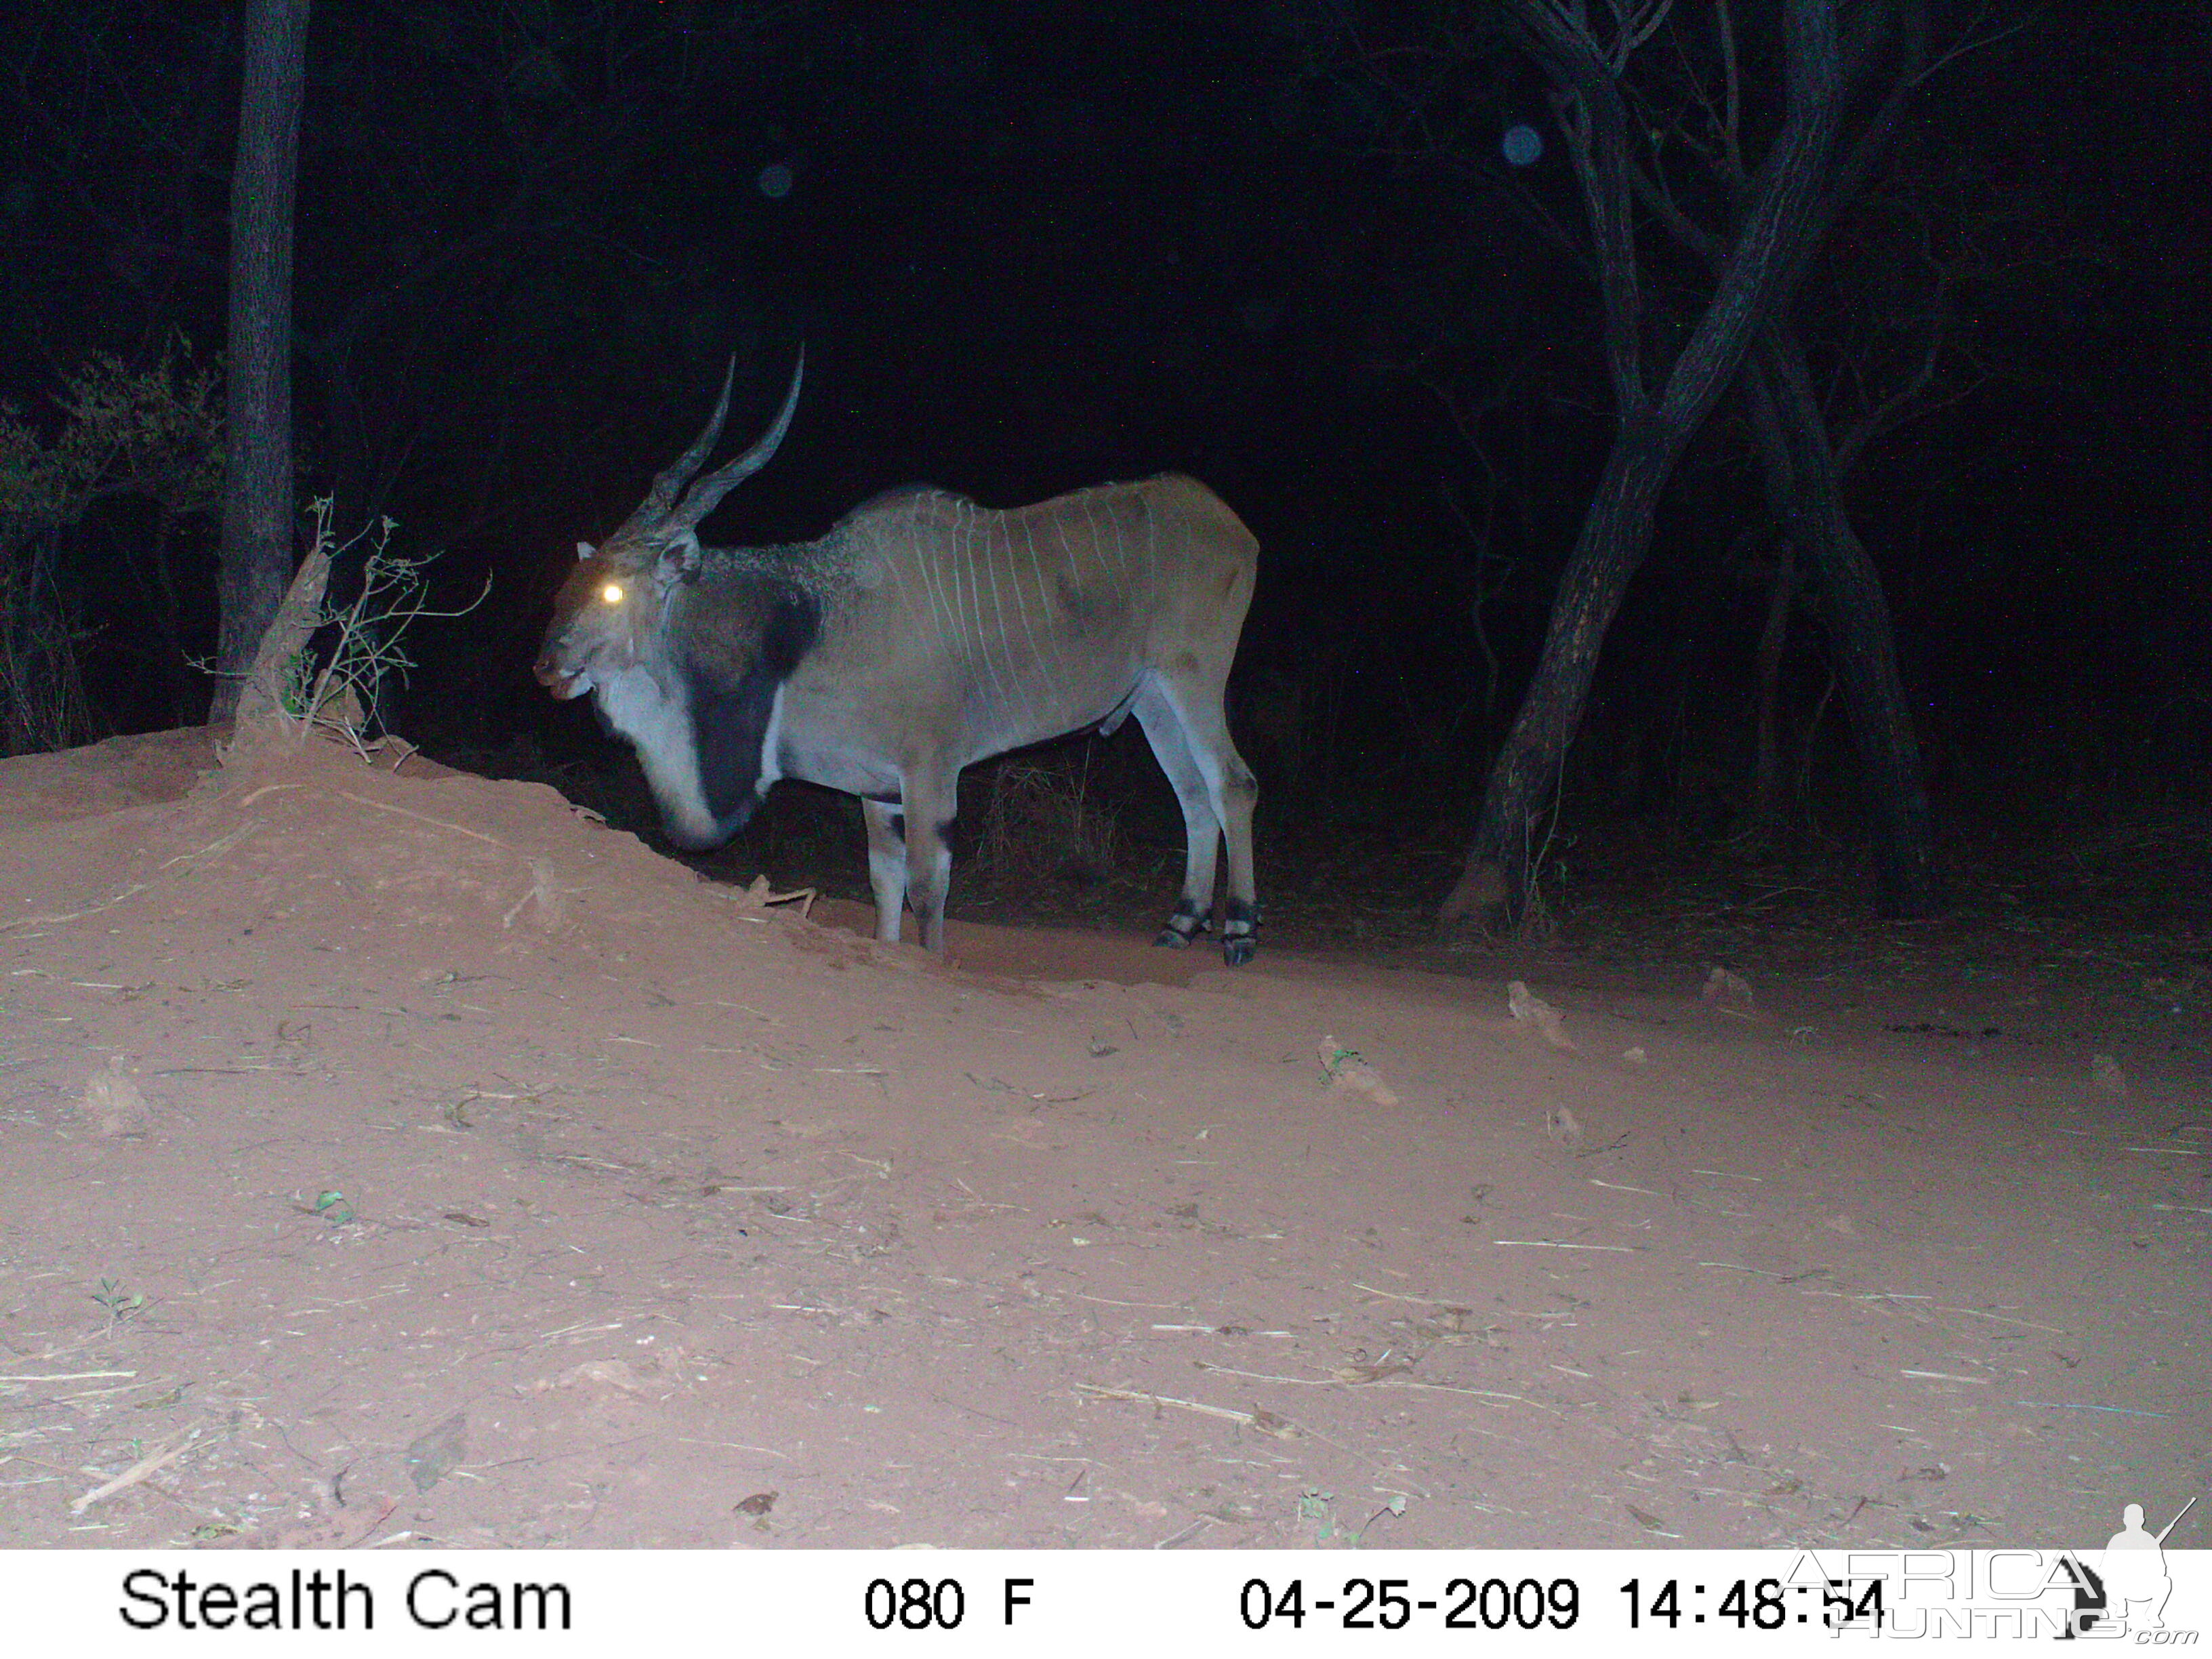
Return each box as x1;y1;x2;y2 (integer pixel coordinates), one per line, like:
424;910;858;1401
0;346;222;754
272;497;489;752
977;752;1122;889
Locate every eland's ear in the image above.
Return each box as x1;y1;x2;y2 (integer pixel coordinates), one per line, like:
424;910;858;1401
655;534;703;588
576;541;595;561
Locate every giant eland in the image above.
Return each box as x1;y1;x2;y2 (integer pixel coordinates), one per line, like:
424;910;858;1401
534;355;1263;964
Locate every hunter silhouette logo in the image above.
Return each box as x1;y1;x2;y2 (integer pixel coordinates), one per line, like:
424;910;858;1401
1864;1494;2204;1638
2086;1496;2196;1635
2049;1495;2200;1639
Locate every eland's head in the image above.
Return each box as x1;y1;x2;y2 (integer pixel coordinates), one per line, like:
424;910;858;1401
534;351;805;700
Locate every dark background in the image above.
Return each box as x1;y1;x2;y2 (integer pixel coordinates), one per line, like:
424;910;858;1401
5;1;2207;916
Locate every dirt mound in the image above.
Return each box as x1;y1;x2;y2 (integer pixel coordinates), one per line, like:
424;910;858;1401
0;728;221;826
0;733;2202;1549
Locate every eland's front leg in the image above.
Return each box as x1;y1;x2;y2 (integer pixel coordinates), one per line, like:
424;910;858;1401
898;766;958;955
861;798;909;945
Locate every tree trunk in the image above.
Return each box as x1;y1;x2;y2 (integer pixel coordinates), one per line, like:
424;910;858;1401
218;538;331;765
212;0;310;721
1751;535;1797;832
1443;0;1846;930
1747;327;1943;915
1440;420;1676;922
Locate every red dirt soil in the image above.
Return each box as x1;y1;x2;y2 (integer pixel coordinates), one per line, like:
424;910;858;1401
1;730;2204;1549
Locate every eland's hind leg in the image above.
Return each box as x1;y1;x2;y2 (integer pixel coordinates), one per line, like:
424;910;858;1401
1136;680;1260;963
1138;675;1258;965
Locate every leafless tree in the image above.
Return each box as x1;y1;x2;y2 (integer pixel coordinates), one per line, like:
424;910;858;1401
1644;1;2030;913
1440;0;1863;930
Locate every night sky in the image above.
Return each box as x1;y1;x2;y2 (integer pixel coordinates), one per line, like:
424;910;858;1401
5;1;2207;874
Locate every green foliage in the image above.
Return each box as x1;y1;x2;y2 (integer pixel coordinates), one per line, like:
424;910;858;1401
0;346;224;754
0;344;222;530
91;1278;146;1322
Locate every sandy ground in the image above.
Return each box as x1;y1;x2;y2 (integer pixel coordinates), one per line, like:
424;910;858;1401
0;729;2204;1551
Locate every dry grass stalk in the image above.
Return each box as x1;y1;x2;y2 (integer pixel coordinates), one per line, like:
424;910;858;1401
978;755;1121;888
69;1427;203;1515
1073;1383;1298;1437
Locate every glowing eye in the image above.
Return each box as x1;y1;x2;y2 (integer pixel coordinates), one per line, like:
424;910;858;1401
599;582;625;605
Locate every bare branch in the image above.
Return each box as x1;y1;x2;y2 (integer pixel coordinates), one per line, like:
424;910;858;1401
1835;302;1951;473
1629;157;1720;263
1912;5;2041;86
1716;0;1745;178
1503;0;1650;411
1612;0;1676;69
1653;22;1733;176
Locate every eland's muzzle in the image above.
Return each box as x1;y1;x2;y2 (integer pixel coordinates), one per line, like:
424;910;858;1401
533;657;588;699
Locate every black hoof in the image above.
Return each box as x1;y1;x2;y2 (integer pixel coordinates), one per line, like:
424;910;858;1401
1153;927;1193;950
1223;937;1255;967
